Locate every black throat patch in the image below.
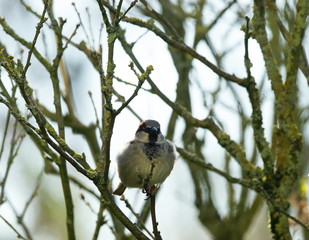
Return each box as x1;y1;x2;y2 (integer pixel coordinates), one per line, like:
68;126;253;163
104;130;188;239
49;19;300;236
148;132;158;143
144;143;162;160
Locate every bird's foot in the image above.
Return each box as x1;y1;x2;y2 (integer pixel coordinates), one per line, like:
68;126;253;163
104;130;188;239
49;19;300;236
142;185;157;199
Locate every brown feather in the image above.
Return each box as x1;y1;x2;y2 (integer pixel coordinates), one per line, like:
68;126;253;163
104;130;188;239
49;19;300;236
113;183;127;195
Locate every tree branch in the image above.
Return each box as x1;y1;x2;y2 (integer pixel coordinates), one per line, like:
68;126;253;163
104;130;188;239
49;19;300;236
243;17;274;177
0;215;28;240
100;0;245;86
177;147;256;189
21;0;48;78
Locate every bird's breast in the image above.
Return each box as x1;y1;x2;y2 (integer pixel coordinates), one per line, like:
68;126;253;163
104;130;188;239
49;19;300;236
143;143;164;160
117;141;174;187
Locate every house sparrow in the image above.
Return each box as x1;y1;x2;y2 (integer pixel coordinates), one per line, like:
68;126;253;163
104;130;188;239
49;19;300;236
113;119;176;196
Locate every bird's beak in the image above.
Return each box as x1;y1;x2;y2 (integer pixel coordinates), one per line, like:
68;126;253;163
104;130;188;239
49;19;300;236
150;127;159;134
148;127;159;143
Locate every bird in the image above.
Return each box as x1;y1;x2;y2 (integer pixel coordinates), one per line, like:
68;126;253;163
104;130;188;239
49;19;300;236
113;119;176;196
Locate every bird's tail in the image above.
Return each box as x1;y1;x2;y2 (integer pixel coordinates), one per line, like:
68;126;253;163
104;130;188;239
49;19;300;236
113;183;127;196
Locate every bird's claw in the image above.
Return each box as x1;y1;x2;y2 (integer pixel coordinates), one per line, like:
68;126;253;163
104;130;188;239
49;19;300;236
143;185;157;200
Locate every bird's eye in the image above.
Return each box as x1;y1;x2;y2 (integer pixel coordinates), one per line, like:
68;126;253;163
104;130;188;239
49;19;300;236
145;126;160;134
144;127;152;133
136;122;147;133
136;121;161;135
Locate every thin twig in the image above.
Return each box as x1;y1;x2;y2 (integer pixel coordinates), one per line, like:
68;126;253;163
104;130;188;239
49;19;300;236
114;75;150;91
0;17;51;69
114;0;124;24
116;0;138;24
0;109;11;163
7;170;43;240
96;186;150;240
88;91;103;138
114;64;152;115
150;193;162;240
0;95;58;161
0;215;28;240
48;168;100;199
6;198;33;240
20;170;44;219
72;3;92;48
120;195;154;239
63;23;80;52
42;130;91;177
86;7;96;48
112;88;143;121
139;0;181;40
92;200;106;240
21;0;48;78
0;119;25;204
177;147;255;189
19;0;41;19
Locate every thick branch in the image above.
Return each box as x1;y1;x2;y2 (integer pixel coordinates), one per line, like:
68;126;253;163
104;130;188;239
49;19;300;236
243;17;274;176
252;0;283;95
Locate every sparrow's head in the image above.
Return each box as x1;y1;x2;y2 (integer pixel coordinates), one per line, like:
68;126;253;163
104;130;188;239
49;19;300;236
135;120;164;143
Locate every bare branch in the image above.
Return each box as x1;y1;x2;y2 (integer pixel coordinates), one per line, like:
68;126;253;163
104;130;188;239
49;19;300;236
0;215;28;240
22;0;48;78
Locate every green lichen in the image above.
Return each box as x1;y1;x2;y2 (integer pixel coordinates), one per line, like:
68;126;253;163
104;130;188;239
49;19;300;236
139;65;154;81
108;32;118;44
86;169;99;179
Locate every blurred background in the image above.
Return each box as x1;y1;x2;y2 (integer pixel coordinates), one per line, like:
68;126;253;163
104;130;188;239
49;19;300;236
0;0;308;239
